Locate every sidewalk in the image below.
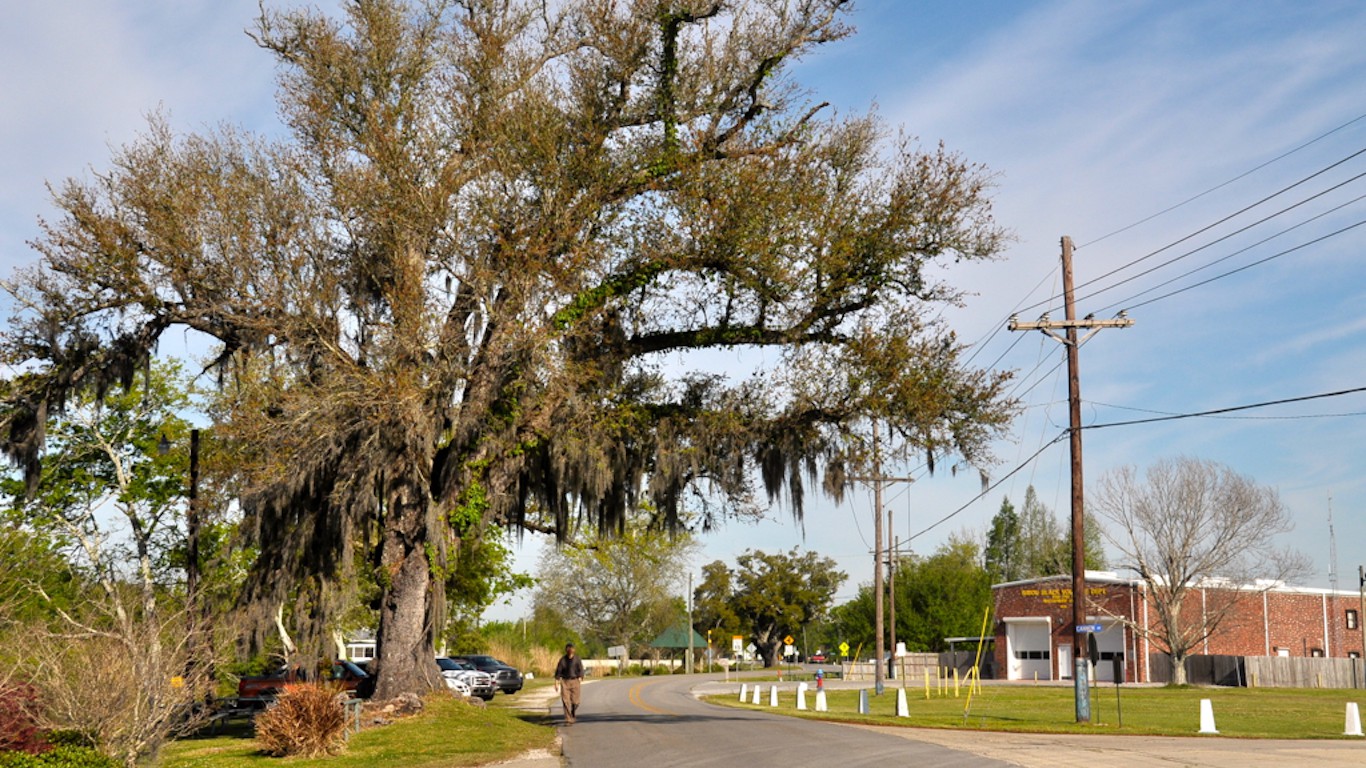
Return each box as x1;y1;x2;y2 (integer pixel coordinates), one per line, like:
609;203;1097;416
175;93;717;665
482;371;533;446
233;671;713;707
479;683;565;768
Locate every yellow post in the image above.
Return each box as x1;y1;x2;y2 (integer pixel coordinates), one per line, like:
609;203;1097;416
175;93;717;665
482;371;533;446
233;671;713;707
924;668;931;699
953;667;960;697
962;606;992;719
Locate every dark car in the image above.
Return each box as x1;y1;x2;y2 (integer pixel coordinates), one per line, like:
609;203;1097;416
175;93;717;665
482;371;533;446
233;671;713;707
450;654;523;694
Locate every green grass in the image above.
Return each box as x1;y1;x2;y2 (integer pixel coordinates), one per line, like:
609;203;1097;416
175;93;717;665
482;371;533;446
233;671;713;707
709;684;1366;739
162;695;555;768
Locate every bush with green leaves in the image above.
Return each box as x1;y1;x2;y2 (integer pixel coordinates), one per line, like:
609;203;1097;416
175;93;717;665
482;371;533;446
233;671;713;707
0;746;118;768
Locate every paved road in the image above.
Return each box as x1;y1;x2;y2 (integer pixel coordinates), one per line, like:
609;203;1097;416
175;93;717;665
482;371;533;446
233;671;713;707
558;674;1008;767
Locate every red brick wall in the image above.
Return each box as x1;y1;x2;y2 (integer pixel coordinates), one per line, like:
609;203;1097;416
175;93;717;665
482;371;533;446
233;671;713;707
993;578;1366;683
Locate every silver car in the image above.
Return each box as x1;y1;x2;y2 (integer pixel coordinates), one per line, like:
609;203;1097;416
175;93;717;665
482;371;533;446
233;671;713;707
437;656;496;700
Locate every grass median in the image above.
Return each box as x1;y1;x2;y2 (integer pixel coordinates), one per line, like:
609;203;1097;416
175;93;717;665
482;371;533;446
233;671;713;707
709;683;1366;739
162;693;556;768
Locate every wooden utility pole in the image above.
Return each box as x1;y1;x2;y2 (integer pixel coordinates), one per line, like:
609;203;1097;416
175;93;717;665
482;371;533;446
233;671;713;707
872;423;885;696
1009;236;1132;723
888;530;898;684
851;421;914;696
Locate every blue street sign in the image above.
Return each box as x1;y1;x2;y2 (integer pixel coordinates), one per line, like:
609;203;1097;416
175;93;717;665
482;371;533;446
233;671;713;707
1077;623;1103;633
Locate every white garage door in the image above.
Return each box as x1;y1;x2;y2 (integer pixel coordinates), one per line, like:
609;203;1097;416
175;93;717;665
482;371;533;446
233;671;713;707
1005;619;1052;681
1089;621;1125;682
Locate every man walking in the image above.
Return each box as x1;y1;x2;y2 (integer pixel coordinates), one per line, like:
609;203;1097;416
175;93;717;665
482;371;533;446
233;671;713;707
554;642;585;725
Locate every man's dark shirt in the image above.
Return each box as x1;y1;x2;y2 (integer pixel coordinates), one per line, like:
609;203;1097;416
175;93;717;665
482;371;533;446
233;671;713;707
555;654;584;680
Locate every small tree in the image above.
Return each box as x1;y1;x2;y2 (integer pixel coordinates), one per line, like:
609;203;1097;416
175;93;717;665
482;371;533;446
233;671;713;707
983;496;1019;583
695;549;843;667
1;361;214;766
533;529;693;660
1092;457;1308;685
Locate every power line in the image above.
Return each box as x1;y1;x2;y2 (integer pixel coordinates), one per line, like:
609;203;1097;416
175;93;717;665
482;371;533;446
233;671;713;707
1121;216;1366;311
1077;175;1366;309
1083;385;1366;430
1091;400;1366;421
907;431;1068;542
1015;144;1366;316
1093;191;1366;314
905;385;1366;542
1079;110;1366;250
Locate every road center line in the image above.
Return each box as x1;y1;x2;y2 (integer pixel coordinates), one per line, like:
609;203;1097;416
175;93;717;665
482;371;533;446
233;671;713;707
627;679;677;716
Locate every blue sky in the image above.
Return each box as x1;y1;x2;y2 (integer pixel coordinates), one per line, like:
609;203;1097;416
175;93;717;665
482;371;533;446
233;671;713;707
4;1;1366;620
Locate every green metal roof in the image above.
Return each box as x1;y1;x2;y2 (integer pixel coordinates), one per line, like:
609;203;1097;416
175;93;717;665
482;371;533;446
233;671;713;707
649;624;707;649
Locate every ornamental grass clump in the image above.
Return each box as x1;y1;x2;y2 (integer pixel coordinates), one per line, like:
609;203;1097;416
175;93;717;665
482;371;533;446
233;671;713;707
253;684;349;758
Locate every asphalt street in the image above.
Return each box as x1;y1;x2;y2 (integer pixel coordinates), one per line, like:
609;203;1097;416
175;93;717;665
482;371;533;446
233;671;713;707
557;674;1008;768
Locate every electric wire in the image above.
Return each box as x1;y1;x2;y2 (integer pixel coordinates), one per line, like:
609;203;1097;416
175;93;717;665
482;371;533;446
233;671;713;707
1075;174;1366;309
961;267;1058;368
1091;401;1366;421
907;431;1068;542
1083;385;1366;430
1092;191;1366;314
1078;110;1366;250
1120;216;1366;311
1013;144;1366;317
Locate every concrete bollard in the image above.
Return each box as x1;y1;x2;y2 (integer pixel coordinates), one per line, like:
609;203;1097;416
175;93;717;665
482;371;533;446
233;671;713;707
753;684;761;705
896;687;909;718
815;689;828;712
1198;698;1218;734
858;688;869;715
797;682;808;711
739;683;747;702
1346;702;1363;737
769;684;779;707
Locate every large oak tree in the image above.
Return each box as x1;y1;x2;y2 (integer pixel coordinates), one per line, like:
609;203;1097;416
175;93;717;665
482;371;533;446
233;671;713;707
1;0;1013;697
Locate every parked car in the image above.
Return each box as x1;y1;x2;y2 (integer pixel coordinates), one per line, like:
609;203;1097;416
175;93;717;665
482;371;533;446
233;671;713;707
236;660;370;706
450;654;523;694
436;657;496;700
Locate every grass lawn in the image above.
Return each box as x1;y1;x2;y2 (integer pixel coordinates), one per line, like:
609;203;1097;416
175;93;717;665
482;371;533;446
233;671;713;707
162;694;556;768
710;683;1366;739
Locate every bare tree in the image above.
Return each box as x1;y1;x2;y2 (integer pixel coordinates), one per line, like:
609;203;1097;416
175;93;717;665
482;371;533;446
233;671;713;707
1;0;1014;697
1092;457;1308;685
533;529;694;661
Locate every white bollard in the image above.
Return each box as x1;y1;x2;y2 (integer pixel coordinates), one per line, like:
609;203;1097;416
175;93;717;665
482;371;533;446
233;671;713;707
1198;698;1218;734
739;683;747;701
753;684;761;705
1346;702;1363;736
815;689;828;712
769;684;779;707
797;682;808;711
896;687;909;718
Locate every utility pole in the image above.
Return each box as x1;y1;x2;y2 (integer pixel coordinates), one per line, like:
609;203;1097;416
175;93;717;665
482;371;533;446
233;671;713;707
1359;565;1365;687
849;421;915;696
1009;236;1132;723
888;530;898;684
872;423;885;696
687;572;694;674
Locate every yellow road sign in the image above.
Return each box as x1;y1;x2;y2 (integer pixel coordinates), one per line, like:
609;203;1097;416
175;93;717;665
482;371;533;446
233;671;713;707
783;635;795;646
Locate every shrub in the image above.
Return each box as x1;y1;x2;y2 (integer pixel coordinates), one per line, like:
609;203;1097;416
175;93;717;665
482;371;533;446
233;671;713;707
253;683;350;758
0;681;46;754
652;665;671;676
0;746;118;768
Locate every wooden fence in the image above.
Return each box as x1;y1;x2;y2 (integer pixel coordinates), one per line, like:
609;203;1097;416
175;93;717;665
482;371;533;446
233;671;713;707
1149;653;1366;688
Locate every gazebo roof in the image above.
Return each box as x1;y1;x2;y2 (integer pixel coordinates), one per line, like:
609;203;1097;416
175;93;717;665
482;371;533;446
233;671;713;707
649;624;707;649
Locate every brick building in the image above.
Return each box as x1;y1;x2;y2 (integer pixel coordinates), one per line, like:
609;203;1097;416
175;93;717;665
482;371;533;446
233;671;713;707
992;572;1365;683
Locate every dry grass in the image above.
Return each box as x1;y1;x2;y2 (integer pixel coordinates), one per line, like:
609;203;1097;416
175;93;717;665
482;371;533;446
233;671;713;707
253;683;350;757
482;639;558;678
